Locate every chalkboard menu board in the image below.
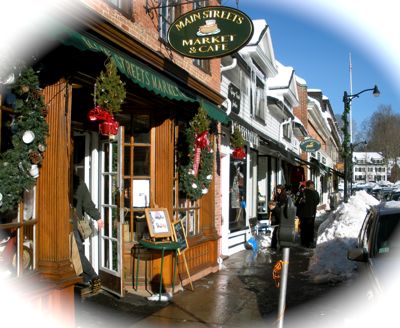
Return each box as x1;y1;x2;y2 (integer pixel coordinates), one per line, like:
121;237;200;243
173;220;188;254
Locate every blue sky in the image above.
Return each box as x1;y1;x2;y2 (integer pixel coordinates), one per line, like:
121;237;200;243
2;1;399;133
222;0;400;133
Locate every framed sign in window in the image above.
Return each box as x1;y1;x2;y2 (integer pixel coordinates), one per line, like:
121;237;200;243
172;220;188;254
145;208;173;238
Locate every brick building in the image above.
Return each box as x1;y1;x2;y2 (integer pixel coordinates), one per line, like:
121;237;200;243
0;0;229;324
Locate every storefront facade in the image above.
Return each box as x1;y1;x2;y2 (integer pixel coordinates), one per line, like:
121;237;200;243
1;0;227;322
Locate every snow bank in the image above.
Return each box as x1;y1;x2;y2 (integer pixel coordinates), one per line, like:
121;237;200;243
306;191;380;283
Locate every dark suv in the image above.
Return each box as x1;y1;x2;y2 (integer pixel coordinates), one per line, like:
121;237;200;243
348;202;400;298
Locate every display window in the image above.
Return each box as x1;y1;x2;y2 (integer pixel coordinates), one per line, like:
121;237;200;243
173;121;201;237
120;113;151;242
229;157;247;231
0;99;36;278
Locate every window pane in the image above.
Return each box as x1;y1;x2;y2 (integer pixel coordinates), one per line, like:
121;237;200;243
112;240;118;271
103;175;110;205
104;206;110;236
123;178;132;208
193;59;210;73
134;147;150;176
111;207;119;239
159;0;178;40
133;115;150;144
111;142;118;173
134;211;147;240
124;146;131;176
104;143;110;172
132;179;150;207
103;238;110;269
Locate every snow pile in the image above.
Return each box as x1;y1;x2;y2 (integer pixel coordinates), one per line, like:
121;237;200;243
306;190;379;283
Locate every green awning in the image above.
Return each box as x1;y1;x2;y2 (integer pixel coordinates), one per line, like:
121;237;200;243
198;98;230;124
56;27;229;123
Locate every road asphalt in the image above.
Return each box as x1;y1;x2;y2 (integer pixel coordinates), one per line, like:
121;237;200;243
75;243;361;328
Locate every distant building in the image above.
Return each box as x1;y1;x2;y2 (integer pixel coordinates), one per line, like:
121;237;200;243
352;152;387;183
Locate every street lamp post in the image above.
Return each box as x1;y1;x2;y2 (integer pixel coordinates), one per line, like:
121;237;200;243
342;85;380;203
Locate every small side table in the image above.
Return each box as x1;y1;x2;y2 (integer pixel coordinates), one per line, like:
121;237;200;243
136;239;180;301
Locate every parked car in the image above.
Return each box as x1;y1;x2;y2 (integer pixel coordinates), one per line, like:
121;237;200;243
388;190;400;201
347;201;400;300
377;187;395;201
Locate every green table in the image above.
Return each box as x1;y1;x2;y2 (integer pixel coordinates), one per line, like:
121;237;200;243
136;240;180;301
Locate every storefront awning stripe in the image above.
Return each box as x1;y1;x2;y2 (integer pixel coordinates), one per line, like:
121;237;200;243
56;28;230;124
60;30;194;102
200;98;230;124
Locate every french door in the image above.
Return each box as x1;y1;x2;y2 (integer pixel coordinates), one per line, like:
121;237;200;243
98;128;124;297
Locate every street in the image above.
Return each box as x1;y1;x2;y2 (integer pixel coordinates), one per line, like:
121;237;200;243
75;245;362;328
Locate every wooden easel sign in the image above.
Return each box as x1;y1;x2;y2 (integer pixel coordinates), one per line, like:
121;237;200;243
145;208;173;239
172;220;194;290
172;220;188;254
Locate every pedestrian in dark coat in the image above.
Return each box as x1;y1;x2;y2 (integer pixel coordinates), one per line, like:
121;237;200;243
267;200;281;249
272;184;288;209
296;180;320;248
72;174;104;291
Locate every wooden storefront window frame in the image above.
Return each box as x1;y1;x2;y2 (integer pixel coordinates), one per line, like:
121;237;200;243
0;191;37;278
121;111;152;243
172;121;201;239
0;99;37;278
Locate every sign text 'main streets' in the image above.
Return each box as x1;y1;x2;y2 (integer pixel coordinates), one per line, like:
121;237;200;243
168;6;253;59
174;8;245;31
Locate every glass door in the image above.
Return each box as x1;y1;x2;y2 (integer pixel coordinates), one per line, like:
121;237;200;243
98;128;124;296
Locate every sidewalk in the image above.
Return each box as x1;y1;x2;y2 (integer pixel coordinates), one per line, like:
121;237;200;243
75;244;348;328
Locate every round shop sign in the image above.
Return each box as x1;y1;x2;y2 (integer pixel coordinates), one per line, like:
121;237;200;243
167;6;254;59
300;138;321;152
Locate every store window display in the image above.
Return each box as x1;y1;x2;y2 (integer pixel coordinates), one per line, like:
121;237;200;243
230;161;246;230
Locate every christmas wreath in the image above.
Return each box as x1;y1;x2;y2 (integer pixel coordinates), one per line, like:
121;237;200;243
0;67;49;213
179;106;214;201
230;126;246;160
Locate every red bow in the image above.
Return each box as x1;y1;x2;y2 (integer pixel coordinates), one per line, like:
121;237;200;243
232;147;246;160
195;131;209;149
193;130;210;176
88;106;119;137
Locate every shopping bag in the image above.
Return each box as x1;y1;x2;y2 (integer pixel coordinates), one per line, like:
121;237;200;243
69;232;83;275
77;216;93;239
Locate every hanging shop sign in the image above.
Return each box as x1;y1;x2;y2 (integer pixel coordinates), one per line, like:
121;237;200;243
228;83;241;114
167;6;254;59
300;138;321;152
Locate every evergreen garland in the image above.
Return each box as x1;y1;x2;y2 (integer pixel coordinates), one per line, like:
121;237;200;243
230;126;245;148
341;103;350;158
230;126;246;160
94;59;126;115
0;67;48;213
179;107;214;201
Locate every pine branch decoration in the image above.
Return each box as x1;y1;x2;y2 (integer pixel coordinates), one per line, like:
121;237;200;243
230;126;245;148
94;59;126;115
0;67;49;213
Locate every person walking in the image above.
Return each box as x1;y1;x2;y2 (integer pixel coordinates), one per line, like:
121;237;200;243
270;185;289;250
72;174;104;293
296;180;320;248
267;200;281;250
272;184;288;210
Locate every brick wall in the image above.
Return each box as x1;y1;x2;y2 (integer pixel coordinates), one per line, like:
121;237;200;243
294;81;309;130
80;0;221;94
